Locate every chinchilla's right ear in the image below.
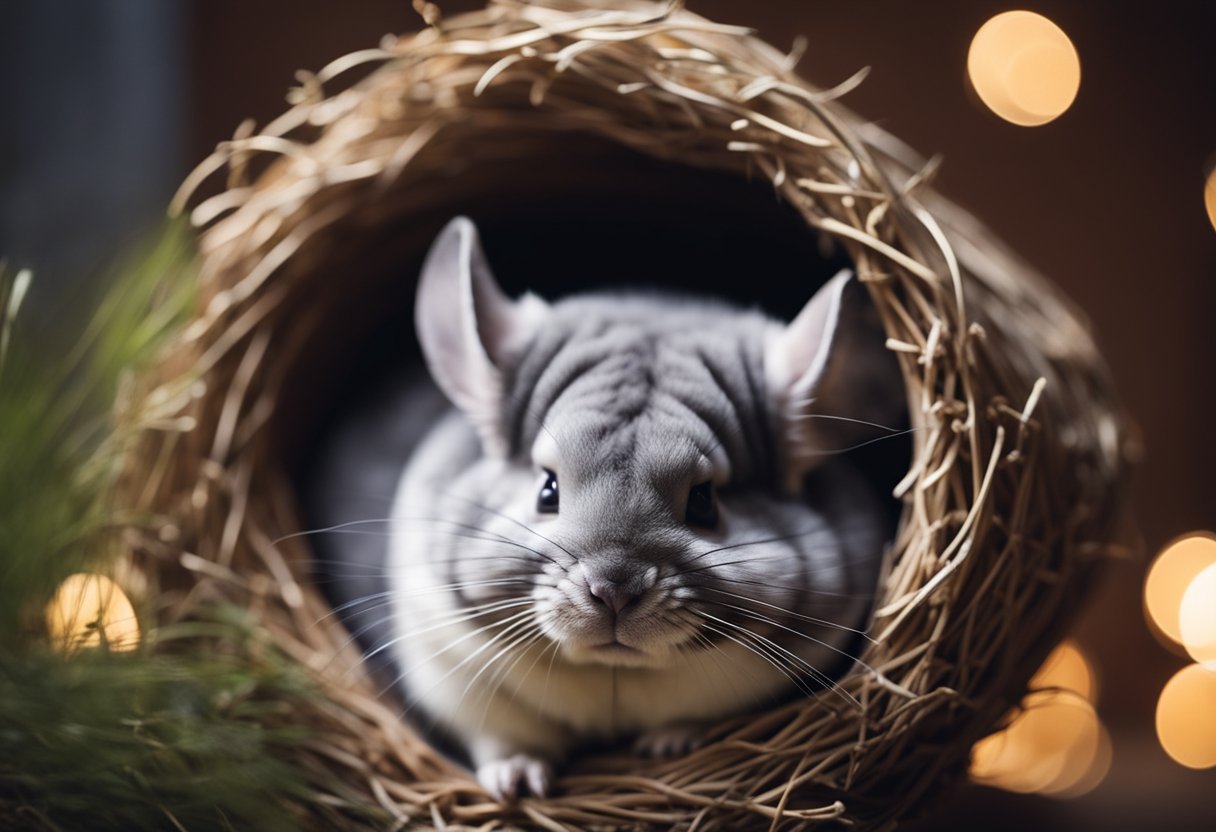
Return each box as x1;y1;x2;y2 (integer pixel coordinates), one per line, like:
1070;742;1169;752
414;217;549;456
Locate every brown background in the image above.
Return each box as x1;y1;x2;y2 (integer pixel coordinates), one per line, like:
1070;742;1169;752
181;0;1215;827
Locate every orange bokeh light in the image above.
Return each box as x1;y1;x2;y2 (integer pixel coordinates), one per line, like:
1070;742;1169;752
1180;563;1216;665
1042;720;1113;799
1205;166;1216;234
45;572;141;653
1145;533;1216;645
967;11;1081;127
972;693;1102;794
1034;638;1097;701
970;640;1107;796
1156;664;1216;769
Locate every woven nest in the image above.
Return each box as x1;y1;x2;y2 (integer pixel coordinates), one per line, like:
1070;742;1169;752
118;1;1132;828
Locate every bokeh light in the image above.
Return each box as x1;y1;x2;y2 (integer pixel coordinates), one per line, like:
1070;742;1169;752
1156;664;1216;769
1145;533;1216;645
972;694;1102;794
1034;638;1097;700
1180;563;1216;665
970;640;1108;796
967;11;1081;127
45;572;140;653
1205;166;1216;234
1042;721;1113;799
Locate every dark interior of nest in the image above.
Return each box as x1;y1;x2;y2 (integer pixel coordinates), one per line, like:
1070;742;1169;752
263;132;912;765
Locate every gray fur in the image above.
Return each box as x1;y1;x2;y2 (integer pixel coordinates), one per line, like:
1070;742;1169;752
376;217;900;799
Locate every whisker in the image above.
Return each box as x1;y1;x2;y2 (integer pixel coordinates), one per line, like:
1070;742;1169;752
283;513;516;546
473;628;548;731
366;604;533;671
344;597;529;659
394;610;538;709
672;555;785;580
329;596;531;678
309;549;560;578
692;609;858;708
693;599;889;698
800;426;919;457
318;581;534;660
275;516;400;545
690;571;875;600
524;403;571;461
790;412;907;432
540;634;563;713
460;621;542;710
494;624;554;705
431;530;566;565
698;586;874;640
674;549;884;581
320;585;534;646
693;618;822;702
320;589;396;621
287;515;561;567
320;579;530;622
677;529;825;570
504;616;565;707
671;616;754;708
441;491;576;563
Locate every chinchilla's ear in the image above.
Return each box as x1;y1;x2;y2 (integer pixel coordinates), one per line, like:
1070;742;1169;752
765;269;905;489
415;217;549;456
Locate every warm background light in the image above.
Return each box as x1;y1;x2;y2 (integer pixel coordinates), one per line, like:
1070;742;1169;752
1042;721;1113;799
1145;533;1216;645
1180;563;1216;665
970;641;1108;796
1034;637;1096;700
1156;664;1216;769
1205;166;1216;234
46;572;141;653
967;11;1081;127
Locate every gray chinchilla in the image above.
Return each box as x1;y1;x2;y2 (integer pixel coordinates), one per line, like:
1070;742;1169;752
313;217;904;800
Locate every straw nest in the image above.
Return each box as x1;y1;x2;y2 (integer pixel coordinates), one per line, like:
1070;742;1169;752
118;1;1133;828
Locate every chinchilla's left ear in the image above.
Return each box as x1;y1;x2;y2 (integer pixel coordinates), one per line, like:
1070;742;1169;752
764;270;905;488
414;217;549;456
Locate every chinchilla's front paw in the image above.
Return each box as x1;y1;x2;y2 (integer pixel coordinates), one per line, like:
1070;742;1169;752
632;723;706;758
477;753;555;801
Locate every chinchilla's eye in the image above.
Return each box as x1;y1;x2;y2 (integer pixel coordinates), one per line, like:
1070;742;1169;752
685;481;718;528
537;469;559;514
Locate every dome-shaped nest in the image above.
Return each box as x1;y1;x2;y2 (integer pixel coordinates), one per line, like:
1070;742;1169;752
118;1;1132;828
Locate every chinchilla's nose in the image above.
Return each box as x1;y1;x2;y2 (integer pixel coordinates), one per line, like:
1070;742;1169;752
583;563;656;617
587;578;638;615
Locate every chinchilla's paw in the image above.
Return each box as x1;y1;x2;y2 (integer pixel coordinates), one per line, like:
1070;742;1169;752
632;723;706;758
477;753;555;801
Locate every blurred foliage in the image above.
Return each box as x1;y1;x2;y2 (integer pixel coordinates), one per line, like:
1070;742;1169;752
0;230;323;830
0;229;196;639
0;630;315;831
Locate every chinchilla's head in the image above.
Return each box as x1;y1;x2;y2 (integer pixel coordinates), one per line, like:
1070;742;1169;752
411;217;902;671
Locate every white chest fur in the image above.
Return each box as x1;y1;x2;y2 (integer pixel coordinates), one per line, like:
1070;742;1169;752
388;533;820;756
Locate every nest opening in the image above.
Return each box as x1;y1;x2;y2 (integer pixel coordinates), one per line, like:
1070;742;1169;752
276;135;863;472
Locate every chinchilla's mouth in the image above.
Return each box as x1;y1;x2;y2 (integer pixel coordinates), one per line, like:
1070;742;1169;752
593;640;644;656
561;639;665;669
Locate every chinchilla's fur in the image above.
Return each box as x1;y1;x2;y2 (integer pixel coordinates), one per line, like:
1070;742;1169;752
311;217;903;799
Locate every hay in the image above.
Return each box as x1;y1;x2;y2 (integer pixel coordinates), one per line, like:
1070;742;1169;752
118;0;1132;828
